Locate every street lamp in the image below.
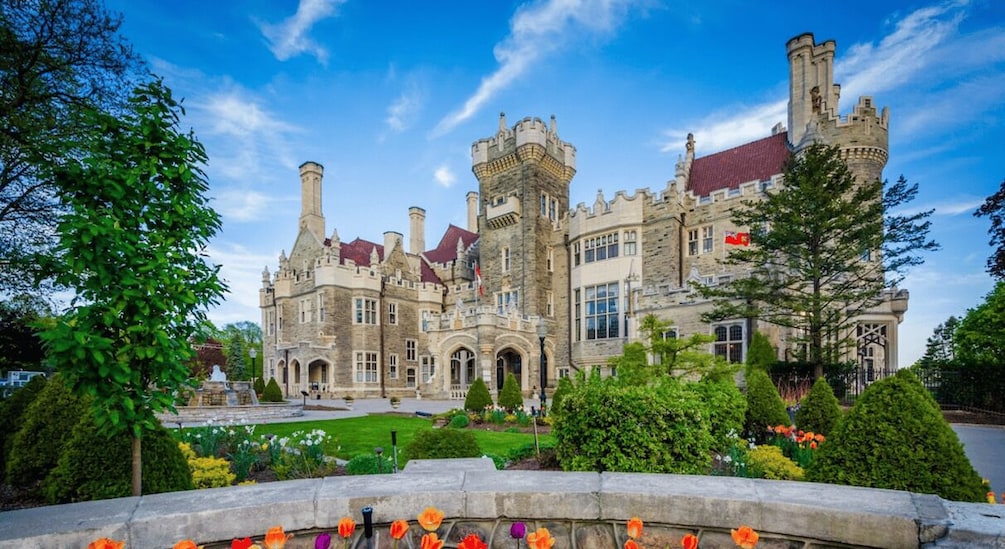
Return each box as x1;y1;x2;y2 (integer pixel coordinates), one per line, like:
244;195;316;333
248;347;257;383
537;321;548;417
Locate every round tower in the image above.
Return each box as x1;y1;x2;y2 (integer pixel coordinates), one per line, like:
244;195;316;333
298;161;326;242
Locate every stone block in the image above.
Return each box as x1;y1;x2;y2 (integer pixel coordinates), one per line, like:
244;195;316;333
463;471;601;521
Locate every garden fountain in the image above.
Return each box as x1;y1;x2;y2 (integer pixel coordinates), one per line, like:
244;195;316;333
157;365;303;425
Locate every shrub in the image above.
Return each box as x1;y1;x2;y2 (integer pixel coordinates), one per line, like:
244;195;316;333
188;453;236;489
553;375;713;474
6;374;86;491
345;454;394;475
0;374;47;481
747;445;804;480
253;377;266;397
806;369;986;502
550;376;573;416
44;415;192;503
685;379;746;453
498;373;523;411
261;377;284;403
463;377;493;412
743;368;790;443
405;428;481;460
795;376;843;435
447;413;470;429
745;331;777;372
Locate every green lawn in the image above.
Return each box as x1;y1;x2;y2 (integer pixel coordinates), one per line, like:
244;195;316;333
247;414;553;464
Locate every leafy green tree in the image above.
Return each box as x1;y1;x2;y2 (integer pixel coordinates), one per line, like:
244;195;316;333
610;314;733;383
0;0;143;297
954;282;1005;365
913;316;959;372
498;373;523;411
0;295;52;373
216;321;263;380
38;79;226;497
974;177;1005;279
702;144;937;379
464;377;493;412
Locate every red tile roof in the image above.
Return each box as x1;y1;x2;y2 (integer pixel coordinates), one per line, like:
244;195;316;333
423;224;479;264
340;238;383;267
419;260;441;285
687;133;790;197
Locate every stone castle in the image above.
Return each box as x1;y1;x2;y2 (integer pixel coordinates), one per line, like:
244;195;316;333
259;33;909;399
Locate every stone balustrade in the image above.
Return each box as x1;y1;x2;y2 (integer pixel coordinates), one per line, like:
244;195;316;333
0;459;1001;548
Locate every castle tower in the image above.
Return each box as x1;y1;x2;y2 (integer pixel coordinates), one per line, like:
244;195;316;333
298;161;326;242
408;206;425;254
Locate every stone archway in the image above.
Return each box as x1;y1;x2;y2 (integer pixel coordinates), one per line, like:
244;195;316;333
308;359;330;393
495;348;523;391
449;347;476;390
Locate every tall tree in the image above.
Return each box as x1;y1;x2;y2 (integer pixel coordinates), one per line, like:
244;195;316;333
913;316;959;372
38;79;226;497
0;0;143;298
953;282;1005;366
974;178;1005;280
702;143;937;379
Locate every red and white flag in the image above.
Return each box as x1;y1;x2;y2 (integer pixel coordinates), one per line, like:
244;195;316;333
724;231;751;246
475;263;485;296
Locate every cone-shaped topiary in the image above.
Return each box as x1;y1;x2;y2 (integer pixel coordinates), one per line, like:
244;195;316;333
498;373;523;411
550;376;573;417
6;374;86;491
43;412;192;503
253;376;266;397
261;377;284;402
745;331;777;372
795;376;843;435
806;369;986;502
463;377;493;412
0;374;47;482
744;368;790;443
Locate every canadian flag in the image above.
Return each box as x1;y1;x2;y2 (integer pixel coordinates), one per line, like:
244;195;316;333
724;231;751;246
475;263;484;296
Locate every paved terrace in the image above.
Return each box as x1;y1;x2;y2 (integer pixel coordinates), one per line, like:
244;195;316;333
0;459;1002;548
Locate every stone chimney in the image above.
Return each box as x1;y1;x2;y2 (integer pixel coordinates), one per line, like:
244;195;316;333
408;207;425;254
466;191;478;233
298;161;325;242
383;231;402;261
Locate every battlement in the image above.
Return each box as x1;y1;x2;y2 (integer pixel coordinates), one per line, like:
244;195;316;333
471;113;576;179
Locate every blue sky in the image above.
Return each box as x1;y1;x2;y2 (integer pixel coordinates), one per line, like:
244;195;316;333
104;0;1005;366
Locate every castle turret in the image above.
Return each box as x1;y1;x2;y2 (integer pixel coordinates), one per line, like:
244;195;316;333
408;207;425;254
298;161;326;242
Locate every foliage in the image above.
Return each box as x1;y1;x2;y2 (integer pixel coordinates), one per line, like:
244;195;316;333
498;373;523;411
405;428;482;460
463;377;493;412
806;369;985;502
954;282;1005;365
448;413;470;429
745;331;776;373
270;429;337;480
253;376;266;397
974;177;1005;279
180;442;236;489
912;316;959;373
225;337;247;381
0;374;47;480
6;374;86;490
684;379;746;453
611;315;731;382
190;337;225;379
701;144;937;379
345;454;394;475
552;373;714;474
743;369;790;443
550;376;573;417
216;322;263;381
43;414;192;503
39;79;227;496
795;376;842;435
262;378;285;402
747;445;804;481
0;296;52;373
0;0;144;297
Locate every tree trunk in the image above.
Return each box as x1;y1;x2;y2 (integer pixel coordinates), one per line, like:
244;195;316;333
132;435;142;497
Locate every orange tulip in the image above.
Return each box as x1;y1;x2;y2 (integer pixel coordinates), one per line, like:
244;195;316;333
457;533;487;549
526;527;555;549
681;533;699;549
88;539;125;549
623;540;639;549
731;526;759;549
421;533;445;549
174;541;202;549
390;520;409;540
810;441;818;450
626;517;643;539
417;507;445;531
338;517;356;538
264;525;293;549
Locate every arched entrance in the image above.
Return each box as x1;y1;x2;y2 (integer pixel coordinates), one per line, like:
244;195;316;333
308;359;329;393
495;349;523;391
450;347;476;391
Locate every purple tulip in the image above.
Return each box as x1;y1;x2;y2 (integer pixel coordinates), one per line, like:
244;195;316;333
510;522;526;539
315;532;333;549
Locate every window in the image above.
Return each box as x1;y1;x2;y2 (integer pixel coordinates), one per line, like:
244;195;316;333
420;309;432;331
502;247;511;272
388;302;397;325
267;310;275;336
355;352;378;383
355;298;377;324
421;356;434;383
547;291;554;317
406;368;416;387
405;339;417;361
540;193;547;216
713;323;745;363
547;247;553;272
573;242;581;266
549;198;557;221
299;299;310;323
389;354;398;379
584;282;619;340
558;366;570;379
496;289;519;314
317;294;325;322
574;288;581;342
702;225;714;253
582;232;619;264
625;230;637;256
688;229;699;256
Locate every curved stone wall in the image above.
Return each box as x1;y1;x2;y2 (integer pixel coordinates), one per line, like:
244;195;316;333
0;459;1000;548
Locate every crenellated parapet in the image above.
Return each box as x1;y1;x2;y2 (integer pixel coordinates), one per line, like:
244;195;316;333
471;113;576;183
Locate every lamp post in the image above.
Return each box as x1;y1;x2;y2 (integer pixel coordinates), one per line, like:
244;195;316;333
248;347;257;384
537;321;548;417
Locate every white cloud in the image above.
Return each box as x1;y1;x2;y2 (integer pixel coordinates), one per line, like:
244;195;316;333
206;243;278;325
434;165;457;188
385;80;424;134
433;0;639;136
212;188;297;222
258;0;345;64
661;100;787;155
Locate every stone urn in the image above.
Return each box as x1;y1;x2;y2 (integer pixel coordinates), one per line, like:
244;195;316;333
344;396;354;410
390;397;401;410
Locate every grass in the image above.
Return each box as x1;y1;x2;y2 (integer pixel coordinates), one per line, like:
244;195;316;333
245;414;554;465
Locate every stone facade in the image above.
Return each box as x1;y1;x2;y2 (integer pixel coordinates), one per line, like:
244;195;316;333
260;33;909;400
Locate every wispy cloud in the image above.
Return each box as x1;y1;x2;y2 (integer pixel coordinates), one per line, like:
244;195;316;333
206;243;278;324
432;0;639;136
434;165;456;188
897;197;984;217
660;100;786;154
212;188;298;222
384;79;425;135
258;0;345;64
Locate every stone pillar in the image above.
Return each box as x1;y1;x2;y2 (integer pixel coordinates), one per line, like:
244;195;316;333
466;191;478;233
409;207;425;254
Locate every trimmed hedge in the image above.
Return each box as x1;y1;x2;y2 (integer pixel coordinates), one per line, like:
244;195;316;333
806;369;985;502
405;428;481;460
463;377;492;412
685;379;746;453
498;373;523;411
795;376;843;435
6;374;85;491
0;374;47;481
748;445;804;480
743;368;790;443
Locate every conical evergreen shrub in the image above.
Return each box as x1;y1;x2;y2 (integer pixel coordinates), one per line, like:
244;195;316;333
806;369;985;502
744;368;790;443
0;374;47;481
463;377;493;412
253;376;266;397
498;373;523;411
795;376;842;435
261;377;284;402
